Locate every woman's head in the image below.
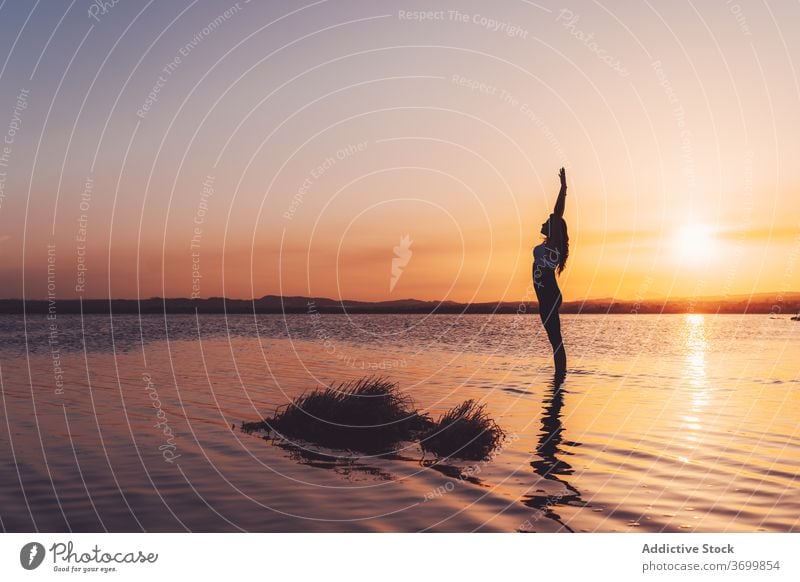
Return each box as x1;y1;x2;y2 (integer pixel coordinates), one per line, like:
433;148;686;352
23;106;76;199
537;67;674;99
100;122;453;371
540;214;569;275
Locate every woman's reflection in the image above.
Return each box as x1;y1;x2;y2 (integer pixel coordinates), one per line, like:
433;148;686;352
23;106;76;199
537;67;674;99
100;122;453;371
523;372;585;531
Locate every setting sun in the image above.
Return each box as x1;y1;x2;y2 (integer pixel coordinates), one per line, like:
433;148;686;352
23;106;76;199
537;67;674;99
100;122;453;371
673;224;717;263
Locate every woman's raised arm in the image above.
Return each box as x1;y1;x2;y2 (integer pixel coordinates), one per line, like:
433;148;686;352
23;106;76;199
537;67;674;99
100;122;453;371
553;167;567;218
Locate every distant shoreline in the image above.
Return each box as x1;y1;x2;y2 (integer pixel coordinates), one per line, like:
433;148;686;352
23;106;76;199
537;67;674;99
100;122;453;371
1;293;798;315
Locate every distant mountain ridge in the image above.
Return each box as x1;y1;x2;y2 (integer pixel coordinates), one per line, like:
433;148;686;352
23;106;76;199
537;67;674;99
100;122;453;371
1;293;799;315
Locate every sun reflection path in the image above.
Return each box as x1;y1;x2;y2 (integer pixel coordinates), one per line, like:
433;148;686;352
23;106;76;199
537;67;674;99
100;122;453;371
681;314;711;452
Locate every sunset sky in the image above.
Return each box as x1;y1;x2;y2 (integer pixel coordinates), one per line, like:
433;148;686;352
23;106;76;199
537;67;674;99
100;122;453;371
0;0;798;302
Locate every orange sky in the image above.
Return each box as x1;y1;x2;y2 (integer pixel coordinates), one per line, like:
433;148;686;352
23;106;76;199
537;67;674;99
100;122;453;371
0;1;798;302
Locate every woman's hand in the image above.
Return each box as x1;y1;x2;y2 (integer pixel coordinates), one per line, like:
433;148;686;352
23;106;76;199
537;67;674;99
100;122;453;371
559;167;567;189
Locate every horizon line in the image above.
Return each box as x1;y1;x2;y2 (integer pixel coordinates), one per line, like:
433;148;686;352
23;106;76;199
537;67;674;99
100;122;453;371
2;292;798;304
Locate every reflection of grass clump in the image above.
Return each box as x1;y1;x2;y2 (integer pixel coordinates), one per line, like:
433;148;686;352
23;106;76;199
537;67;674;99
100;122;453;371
242;377;433;454
420;400;506;461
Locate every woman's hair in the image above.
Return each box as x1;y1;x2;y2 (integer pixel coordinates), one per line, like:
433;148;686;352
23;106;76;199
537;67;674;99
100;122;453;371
557;217;569;275
547;215;569;275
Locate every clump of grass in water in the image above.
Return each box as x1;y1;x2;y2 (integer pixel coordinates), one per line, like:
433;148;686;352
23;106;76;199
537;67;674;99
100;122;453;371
420;399;506;461
242;377;434;454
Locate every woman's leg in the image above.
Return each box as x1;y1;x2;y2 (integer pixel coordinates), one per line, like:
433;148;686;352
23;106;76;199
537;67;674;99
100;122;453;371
539;296;567;373
545;310;567;373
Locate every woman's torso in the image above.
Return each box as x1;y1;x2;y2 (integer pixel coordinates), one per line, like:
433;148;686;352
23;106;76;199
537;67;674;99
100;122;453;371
533;242;560;270
532;243;560;296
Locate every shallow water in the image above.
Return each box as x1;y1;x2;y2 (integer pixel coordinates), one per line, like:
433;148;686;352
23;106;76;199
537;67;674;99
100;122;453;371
0;313;798;532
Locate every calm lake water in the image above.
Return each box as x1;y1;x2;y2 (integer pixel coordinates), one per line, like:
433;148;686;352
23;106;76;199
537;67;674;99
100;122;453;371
0;313;798;532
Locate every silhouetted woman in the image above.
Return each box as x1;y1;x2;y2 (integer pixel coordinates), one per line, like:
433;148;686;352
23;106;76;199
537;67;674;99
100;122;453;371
533;167;569;373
